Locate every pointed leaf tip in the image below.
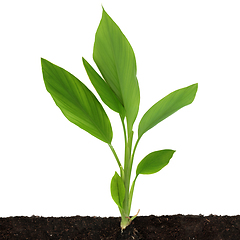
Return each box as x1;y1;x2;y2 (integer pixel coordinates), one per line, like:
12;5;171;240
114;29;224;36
136;149;175;175
93;8;140;134
41;58;113;143
138;83;198;138
82;57;125;117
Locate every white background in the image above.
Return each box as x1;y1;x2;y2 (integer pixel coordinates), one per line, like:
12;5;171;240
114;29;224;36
1;0;240;219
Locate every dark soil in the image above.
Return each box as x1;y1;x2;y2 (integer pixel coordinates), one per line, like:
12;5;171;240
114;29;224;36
0;214;240;240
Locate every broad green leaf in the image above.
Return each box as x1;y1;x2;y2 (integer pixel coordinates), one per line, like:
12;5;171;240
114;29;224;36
111;172;125;209
82;57;125;118
41;58;113;144
136;149;175;175
138;83;198;138
93;8;140;133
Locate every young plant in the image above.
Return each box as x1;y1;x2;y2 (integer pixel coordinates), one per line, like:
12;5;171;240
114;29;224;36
41;7;198;230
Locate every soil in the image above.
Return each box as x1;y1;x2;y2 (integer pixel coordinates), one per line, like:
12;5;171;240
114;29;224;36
0;214;240;240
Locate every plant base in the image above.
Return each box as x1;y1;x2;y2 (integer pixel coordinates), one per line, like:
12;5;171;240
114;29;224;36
1;214;240;239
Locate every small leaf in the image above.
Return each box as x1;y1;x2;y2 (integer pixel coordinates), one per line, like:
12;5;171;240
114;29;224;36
138;83;198;139
93;7;140;133
41;58;113;144
136;150;175;175
82;57;125;118
111;172;125;209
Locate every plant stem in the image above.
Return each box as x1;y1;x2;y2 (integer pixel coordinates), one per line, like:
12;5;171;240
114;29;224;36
121;118;128;158
126;137;142;214
119;119;141;229
108;144;123;176
120;126;134;229
129;137;141;178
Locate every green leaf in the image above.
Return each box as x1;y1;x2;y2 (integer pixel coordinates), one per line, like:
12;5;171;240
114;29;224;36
111;172;125;209
136;150;175;175
93;7;140;133
138;83;198;139
41;58;113;144
82;57;125;118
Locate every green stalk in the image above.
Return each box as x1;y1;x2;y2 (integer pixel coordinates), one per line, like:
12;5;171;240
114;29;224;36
127;137;141;216
108;144;123;177
119;119;134;229
129;137;141;180
119;118;143;229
